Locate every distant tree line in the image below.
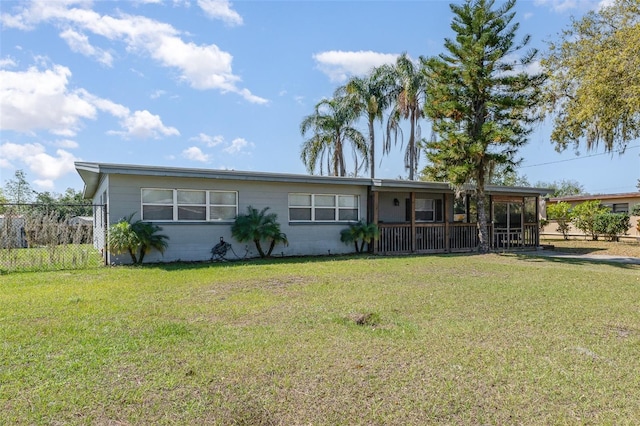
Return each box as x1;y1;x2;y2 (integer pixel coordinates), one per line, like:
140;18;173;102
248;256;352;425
0;169;92;218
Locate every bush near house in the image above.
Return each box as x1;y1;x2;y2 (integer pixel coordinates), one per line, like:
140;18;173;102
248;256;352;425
594;213;631;242
340;221;379;253
108;214;169;264
546;201;572;240
231;206;288;258
571;200;609;240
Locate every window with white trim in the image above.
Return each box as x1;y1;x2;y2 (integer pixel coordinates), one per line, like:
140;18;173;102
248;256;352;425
408;198;443;222
141;189;237;221
288;193;359;222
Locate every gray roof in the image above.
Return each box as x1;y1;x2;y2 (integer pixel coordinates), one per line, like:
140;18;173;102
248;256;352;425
75;161;550;199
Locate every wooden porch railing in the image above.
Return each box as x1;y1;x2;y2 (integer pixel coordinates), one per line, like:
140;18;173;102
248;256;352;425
378;224;412;253
377;222;539;254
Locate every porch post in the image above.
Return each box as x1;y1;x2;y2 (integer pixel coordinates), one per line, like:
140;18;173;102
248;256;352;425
372;191;379;254
521;198;525;248
410;192;416;252
444;193;450;253
535;196;540;247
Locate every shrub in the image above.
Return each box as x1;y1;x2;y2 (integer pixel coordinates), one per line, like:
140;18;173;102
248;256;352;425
571;200;608;240
546;201;572;240
594;213;631;242
631;203;640;216
231;206;288;258
340;221;379;253
108;214;169;264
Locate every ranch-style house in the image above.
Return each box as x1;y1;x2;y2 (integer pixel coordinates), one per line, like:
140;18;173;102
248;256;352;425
75;162;549;264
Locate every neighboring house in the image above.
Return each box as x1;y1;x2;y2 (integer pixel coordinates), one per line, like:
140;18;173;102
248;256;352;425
68;216;94;226
543;192;640;239
75;162;549;265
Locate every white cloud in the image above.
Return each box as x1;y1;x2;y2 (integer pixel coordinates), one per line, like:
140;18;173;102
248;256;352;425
182;146;210;162
313;50;399;83
150;89;167;99
54;139;79;149
0;64;96;136
0;142;79;183
190;132;224;147
197;0;243;26
1;63;178;139
1;1;266;104
533;0;577;11
0;57;17;68
223;137;254;154
81;91;130;117
59;28;113;66
33;179;55;190
597;0;615;9
533;0;604;12
108;110;180;139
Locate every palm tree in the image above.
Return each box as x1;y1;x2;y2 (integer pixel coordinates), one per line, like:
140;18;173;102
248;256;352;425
131;220;169;264
385;53;428;180
300;93;368;177
231;206;288;258
108;214;169;264
340;221;379;253
343;67;393;178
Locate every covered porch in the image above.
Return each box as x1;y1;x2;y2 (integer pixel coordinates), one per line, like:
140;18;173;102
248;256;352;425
368;182;543;254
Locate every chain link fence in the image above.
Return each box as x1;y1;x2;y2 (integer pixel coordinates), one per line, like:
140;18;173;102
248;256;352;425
0;204;107;274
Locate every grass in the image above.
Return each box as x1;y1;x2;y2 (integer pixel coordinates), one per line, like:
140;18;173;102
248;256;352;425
0;244;104;274
541;236;640;258
1;254;639;424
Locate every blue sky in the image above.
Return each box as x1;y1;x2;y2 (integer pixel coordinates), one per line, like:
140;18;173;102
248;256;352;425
1;0;638;196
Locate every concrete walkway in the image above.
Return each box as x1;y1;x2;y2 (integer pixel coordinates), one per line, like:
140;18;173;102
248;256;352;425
519;249;640;265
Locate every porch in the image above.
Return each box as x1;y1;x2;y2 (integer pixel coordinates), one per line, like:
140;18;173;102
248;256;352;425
370;188;541;254
376;222;540;254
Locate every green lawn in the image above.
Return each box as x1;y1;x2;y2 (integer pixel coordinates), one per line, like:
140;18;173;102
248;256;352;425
0;244;104;274
2;254;639;425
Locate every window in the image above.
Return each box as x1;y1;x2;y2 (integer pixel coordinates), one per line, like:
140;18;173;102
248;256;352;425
142;189;173;220
453;196;467;223
142;189;237;221
408;198;443;222
288;193;359;222
416;199;435;221
178;190;206;220
210;191;238;221
524;197;537;223
612;203;629;213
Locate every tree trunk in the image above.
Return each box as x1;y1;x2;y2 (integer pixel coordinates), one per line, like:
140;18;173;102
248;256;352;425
266;239;276;257
335;133;345;177
408;109;416;180
254;239;266;258
368;118;376;179
476;186;490;254
128;248;138;264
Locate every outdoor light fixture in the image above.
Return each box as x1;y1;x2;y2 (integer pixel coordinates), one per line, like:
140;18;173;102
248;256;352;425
393;198;400;206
